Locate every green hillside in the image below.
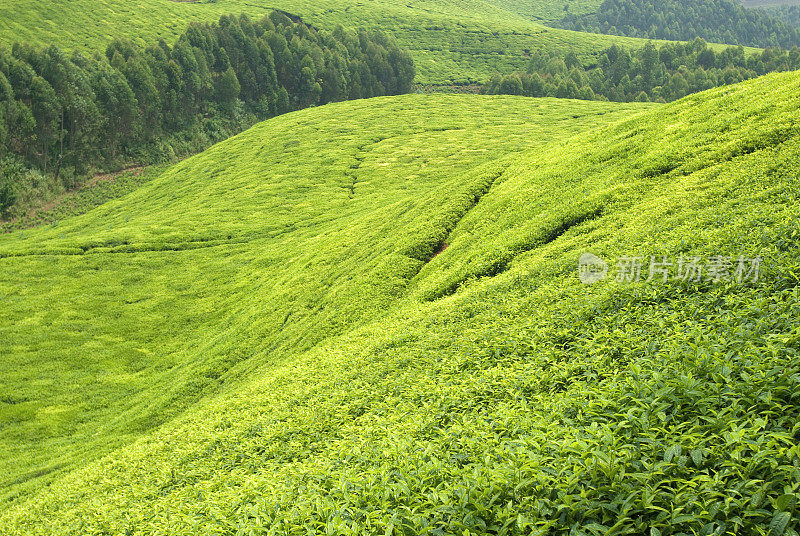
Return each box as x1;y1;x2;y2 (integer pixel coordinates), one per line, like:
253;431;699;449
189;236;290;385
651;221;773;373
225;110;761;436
491;0;603;22
554;0;800;48
0;0;664;84
0;94;650;502
2;70;799;534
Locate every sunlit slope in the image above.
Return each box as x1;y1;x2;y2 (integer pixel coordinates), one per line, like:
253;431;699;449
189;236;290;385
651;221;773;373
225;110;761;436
0;95;649;501
489;0;603;22
0;0;657;84
3;73;799;534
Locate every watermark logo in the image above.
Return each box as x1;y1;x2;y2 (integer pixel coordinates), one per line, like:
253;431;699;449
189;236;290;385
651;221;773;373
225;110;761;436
578;252;609;284
579;253;762;285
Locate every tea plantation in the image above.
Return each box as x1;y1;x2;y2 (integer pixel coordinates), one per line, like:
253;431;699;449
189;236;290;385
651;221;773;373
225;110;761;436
0;0;664;85
1;70;799;534
0;94;651;502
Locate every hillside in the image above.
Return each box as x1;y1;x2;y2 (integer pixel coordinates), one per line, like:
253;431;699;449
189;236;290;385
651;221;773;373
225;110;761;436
1;71;799;534
0;94;651;502
0;12;416;221
489;0;604;22
761;3;800;26
744;0;800;7
555;0;800;48
484;38;800;102
0;0;676;85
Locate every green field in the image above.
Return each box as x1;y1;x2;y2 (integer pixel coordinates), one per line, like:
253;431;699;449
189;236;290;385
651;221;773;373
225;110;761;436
0;0;677;85
0;94;651;502
1;69;799;533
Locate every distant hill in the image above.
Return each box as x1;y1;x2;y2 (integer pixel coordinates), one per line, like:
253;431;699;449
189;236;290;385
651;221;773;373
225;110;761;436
0;0;697;85
554;0;800;47
487;0;603;22
757;3;800;26
742;0;800;7
484;38;800;102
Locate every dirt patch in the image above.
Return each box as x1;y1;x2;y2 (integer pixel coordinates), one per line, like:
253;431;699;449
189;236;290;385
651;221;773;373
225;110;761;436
431;242;449;258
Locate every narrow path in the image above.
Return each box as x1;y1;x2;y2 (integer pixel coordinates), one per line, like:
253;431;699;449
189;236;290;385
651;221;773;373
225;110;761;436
345;138;386;199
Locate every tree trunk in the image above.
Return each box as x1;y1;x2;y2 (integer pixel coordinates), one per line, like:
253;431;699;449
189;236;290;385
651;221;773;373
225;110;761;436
54;154;63;184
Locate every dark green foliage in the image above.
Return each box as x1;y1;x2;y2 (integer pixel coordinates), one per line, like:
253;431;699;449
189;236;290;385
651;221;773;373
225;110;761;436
0;85;8;160
215;66;240;114
484;39;800;102
554;0;800;48
0;172;15;217
0;164;163;232
763;5;800;28
0;12;414;219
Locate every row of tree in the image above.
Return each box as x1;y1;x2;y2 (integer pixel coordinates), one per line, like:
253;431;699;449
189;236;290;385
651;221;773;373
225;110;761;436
0;11;415;216
554;0;800;49
484;39;800;103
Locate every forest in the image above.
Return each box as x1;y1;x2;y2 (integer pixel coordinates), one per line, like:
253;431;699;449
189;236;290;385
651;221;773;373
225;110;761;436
764;4;800;28
0;11;414;217
484;39;800;102
554;0;800;48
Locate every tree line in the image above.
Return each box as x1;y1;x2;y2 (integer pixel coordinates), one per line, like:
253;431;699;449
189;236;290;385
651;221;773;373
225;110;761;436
0;11;415;217
554;0;800;49
484;39;800;103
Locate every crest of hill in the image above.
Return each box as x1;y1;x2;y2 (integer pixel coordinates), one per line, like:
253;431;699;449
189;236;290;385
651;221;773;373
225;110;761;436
1;72;799;533
0;0;730;84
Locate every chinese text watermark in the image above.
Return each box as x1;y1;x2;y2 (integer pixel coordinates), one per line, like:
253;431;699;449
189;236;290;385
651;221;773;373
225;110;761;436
579;253;761;285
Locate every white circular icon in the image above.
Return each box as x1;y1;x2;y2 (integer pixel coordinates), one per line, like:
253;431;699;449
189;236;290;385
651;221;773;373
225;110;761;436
578;252;608;284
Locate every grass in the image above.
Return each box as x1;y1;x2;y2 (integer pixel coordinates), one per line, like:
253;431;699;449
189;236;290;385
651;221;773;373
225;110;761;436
0;0;727;85
0;94;651;504
0;70;799;533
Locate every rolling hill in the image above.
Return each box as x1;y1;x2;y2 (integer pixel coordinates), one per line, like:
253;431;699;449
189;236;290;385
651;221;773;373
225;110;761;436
0;94;651;502
1;69;799;534
0;0;682;85
554;0;800;48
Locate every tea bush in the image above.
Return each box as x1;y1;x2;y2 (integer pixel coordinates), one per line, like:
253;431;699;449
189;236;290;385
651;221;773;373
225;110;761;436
0;94;648;505
1;72;798;534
